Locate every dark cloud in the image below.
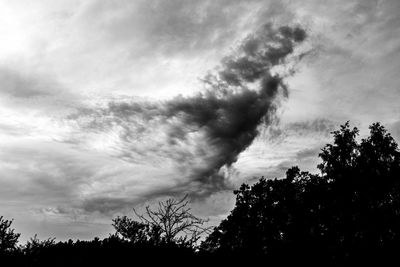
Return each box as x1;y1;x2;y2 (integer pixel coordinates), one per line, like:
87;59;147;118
265;118;337;142
218;24;305;87
286;118;336;136
68;23;307;206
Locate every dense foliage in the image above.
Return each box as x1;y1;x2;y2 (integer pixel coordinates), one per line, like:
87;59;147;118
0;216;20;254
1;122;400;265
202;122;400;264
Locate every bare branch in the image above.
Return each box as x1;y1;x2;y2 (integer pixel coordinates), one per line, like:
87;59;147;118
128;195;213;246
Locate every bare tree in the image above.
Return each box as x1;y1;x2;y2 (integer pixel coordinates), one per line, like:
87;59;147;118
113;195;212;247
135;195;212;245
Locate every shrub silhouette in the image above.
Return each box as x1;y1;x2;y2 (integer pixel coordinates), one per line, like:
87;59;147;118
0;216;20;254
201;122;400;264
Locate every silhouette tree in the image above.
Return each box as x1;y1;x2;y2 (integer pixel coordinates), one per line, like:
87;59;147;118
112;216;156;244
23;235;55;256
202;122;400;263
0;216;20;254
113;195;212;247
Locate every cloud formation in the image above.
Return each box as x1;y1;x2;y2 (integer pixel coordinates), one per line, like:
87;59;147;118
3;0;398;242
67;23;306;204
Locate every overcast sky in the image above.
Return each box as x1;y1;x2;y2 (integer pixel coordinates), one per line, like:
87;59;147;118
1;0;400;242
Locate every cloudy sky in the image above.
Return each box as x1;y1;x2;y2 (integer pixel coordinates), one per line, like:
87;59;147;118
1;0;400;242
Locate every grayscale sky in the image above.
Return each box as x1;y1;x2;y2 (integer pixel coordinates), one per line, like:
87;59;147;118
1;0;399;242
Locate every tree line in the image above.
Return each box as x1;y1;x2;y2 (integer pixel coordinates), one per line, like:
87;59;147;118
1;122;400;266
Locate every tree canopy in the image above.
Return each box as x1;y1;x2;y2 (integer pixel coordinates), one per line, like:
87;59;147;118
201;122;400;263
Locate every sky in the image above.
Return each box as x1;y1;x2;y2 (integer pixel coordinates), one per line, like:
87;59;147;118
0;0;400;242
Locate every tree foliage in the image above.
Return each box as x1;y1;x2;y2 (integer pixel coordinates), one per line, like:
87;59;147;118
202;122;400;263
23;234;56;256
0;216;20;254
112;216;155;244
